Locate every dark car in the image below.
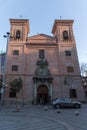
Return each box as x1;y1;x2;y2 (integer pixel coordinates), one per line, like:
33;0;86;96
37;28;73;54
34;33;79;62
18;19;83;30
52;98;81;109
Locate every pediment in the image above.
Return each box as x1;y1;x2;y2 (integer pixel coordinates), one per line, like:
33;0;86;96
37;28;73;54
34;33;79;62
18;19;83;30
29;34;54;40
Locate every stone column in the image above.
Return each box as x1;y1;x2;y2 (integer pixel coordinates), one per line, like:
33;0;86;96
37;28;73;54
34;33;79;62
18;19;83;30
49;82;53;103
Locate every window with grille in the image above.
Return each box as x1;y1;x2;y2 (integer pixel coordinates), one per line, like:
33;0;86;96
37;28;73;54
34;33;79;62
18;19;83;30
13;50;19;55
0;93;1;100
70;89;77;98
85;91;87;97
65;51;71;56
12;65;18;71
9;91;16;98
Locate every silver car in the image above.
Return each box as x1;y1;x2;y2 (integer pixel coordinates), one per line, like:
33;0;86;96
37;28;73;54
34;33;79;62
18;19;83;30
52;98;81;109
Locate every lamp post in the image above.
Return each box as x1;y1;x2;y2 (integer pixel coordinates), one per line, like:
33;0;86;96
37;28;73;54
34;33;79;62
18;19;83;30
0;81;7;109
3;32;10;50
0;32;10;108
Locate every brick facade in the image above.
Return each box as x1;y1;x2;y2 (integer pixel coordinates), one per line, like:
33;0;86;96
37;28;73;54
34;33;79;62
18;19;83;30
4;19;85;104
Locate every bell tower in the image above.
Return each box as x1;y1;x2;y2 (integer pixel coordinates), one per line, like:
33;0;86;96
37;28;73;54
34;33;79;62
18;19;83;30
51;19;85;101
51;19;80;76
10;19;29;42
52;20;75;44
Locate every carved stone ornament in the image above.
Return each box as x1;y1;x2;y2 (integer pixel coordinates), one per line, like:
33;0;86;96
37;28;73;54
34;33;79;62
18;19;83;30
34;59;52;79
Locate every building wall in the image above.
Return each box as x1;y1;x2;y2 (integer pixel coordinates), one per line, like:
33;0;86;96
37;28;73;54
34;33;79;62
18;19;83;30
4;19;85;104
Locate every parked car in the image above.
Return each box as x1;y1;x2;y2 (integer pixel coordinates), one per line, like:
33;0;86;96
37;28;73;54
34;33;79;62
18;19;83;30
52;98;81;109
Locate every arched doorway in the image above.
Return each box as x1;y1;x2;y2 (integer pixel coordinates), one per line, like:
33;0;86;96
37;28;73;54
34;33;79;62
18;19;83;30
37;85;49;104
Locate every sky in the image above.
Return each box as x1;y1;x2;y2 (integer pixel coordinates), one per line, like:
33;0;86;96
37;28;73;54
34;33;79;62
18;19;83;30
0;0;87;63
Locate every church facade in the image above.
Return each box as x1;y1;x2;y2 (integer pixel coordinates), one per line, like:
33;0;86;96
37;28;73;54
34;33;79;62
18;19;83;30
4;19;85;104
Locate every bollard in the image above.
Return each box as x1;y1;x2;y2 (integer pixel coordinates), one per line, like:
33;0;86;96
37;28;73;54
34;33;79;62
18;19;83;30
57;109;61;113
44;106;48;111
75;110;79;116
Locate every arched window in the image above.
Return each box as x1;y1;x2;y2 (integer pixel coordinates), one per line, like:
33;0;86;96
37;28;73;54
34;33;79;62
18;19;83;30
63;31;68;40
16;30;21;39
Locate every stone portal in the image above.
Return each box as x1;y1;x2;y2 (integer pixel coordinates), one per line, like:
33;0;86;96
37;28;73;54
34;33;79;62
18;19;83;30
33;59;53;104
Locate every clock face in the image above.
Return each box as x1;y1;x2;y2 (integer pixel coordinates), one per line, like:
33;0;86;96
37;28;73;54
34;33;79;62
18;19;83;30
63;31;68;40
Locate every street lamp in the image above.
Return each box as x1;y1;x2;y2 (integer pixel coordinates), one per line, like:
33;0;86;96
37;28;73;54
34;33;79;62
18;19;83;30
3;32;10;48
0;32;11;107
0;80;8;110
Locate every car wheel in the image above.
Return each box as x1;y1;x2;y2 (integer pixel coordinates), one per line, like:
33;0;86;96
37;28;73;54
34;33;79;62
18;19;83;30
75;104;80;108
56;104;60;109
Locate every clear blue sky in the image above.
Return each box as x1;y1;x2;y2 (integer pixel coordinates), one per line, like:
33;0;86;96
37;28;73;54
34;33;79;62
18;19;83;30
0;0;87;63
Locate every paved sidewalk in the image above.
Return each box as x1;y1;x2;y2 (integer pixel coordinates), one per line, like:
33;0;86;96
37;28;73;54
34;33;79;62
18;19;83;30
0;104;87;130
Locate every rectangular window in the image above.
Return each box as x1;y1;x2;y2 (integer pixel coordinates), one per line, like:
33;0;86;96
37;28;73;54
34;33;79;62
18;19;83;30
9;91;16;98
70;89;77;98
65;51;71;56
0;75;3;82
0;93;1;100
85;91;87;97
13;50;19;55
67;66;74;72
12;65;18;71
39;50;45;59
